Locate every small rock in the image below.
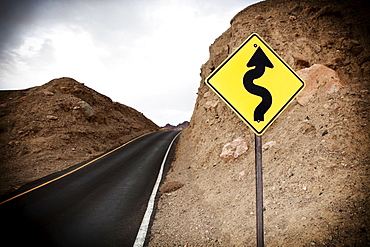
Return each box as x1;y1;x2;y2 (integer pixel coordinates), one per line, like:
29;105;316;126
349;39;360;46
204;92;211;98
16;96;27;102
292;53;310;68
205;100;219;109
73;86;83;93
254;15;264;20
289;15;297;21
46;115;58;120
322;130;329;136
59;87;69;93
301;217;307;220
43;91;55;96
350;45;364;56
77;101;95;119
334;57;350;66
160;181;184;193
310;241;316;245
220;137;249;159
262;141;276;150
238;170;246;180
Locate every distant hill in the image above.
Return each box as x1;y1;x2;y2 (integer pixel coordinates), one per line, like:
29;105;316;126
0;77;159;195
162;121;189;131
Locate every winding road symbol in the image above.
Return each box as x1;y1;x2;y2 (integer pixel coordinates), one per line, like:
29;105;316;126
205;33;305;135
243;45;274;122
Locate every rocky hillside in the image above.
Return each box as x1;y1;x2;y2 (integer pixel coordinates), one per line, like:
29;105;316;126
150;0;369;246
0;77;159;195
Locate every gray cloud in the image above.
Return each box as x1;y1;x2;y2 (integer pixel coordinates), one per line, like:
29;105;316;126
0;0;258;125
0;0;151;59
0;0;42;60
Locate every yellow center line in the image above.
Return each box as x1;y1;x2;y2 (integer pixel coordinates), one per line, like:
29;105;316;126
0;132;151;205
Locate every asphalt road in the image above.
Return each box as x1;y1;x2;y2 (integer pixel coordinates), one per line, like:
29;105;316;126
0;130;180;247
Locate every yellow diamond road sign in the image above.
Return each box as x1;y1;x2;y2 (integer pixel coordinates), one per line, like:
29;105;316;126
206;33;305;135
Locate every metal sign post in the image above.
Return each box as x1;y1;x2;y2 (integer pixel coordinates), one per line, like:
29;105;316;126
255;134;264;247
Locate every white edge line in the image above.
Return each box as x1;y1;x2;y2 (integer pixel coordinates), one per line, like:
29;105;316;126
133;131;181;247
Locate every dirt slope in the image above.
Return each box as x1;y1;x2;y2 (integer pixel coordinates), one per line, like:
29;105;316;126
0;77;159;195
149;0;370;246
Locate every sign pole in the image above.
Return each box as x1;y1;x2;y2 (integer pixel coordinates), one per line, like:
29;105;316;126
205;33;305;246
255;134;264;247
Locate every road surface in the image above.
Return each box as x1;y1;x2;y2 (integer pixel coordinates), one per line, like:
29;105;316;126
0;130;180;247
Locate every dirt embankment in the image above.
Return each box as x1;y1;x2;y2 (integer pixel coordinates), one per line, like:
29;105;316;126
0;77;159;195
149;0;370;246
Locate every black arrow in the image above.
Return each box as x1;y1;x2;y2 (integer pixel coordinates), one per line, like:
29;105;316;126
243;46;274;122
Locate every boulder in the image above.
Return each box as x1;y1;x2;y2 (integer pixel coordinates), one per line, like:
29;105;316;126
296;64;344;105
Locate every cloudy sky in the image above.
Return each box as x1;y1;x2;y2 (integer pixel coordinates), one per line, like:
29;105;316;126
0;0;260;126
